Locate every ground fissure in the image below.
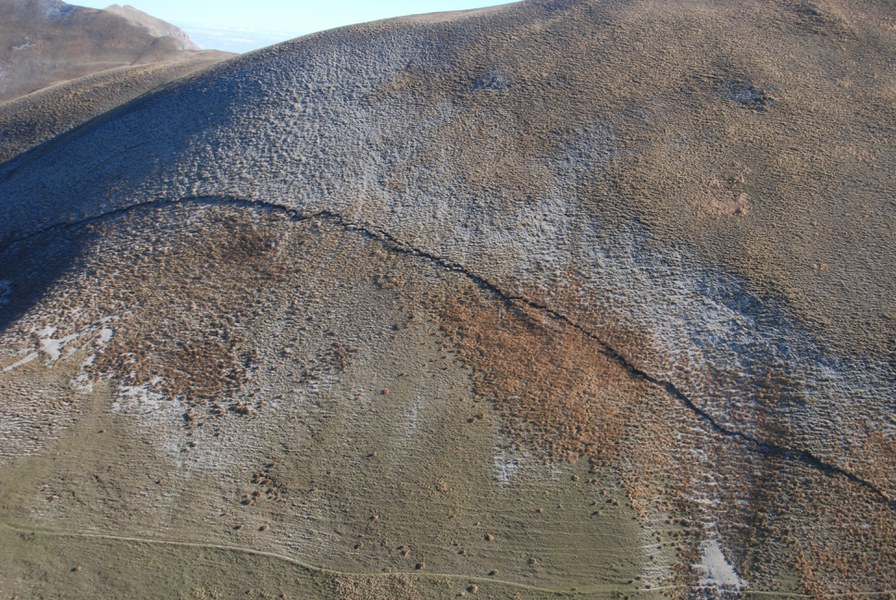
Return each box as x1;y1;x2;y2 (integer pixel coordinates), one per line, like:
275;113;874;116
2;193;892;509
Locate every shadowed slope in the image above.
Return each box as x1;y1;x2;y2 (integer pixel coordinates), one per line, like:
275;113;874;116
0;51;232;163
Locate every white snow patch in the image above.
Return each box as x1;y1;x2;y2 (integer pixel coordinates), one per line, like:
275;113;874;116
1;352;40;373
36;325;56;338
70;374;93;392
12;38;34;51
39;337;63;361
42;334;79;360
699;538;747;591
41;0;76;19
36;326;79;362
99;327;115;343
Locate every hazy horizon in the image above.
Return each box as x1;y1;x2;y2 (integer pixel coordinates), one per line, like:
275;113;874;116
73;0;508;52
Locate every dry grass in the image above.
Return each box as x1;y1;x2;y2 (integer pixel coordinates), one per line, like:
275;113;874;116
92;210;288;411
440;288;648;465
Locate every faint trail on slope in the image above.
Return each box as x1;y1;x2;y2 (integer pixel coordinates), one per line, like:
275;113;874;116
2;518;894;598
0;519;638;596
1;194;892;509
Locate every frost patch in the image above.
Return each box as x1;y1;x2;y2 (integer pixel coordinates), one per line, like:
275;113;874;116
112;380;183;458
70;354;97;392
698;538;747;592
401;394;426;436
472;70;512;92
112;380;169;418
492;447;519;485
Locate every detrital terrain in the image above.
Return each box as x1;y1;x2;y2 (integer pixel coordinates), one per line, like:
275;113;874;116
0;0;894;598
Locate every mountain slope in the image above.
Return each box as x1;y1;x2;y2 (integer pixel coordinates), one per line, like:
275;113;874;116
0;0;205;102
0;51;231;163
0;0;894;598
103;4;200;50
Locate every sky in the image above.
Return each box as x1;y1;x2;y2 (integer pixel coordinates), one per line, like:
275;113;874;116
74;1;508;53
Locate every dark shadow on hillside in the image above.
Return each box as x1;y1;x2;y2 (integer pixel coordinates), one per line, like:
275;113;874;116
0;223;90;336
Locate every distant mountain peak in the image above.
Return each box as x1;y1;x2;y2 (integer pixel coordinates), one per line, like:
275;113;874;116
103;4;200;50
0;0;212;102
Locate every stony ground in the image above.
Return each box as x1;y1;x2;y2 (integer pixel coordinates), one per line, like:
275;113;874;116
1;0;894;598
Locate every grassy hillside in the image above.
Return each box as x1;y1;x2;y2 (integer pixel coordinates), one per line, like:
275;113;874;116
0;0;894;597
